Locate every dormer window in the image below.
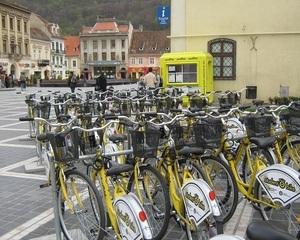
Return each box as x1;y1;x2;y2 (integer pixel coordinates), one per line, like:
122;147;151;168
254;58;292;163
165;47;170;51
139;42;145;51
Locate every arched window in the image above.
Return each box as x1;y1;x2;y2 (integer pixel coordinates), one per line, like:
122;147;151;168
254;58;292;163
208;38;236;80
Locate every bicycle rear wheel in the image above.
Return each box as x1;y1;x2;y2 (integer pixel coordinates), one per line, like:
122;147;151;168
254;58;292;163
198;155;238;224
127;164;171;240
58;169;105;240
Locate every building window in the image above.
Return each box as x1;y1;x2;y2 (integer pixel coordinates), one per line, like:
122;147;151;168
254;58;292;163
2;39;7;54
84;53;88;63
102;40;106;49
83;40;87;50
60;57;63;65
138;58;143;65
93;40;98;49
208;38;236;80
122;52;126;61
10;40;15;54
56;42;59;51
168;64;197;83
17;19;21;32
102;52;107;61
149;57;155;65
9;17;13;30
93;52;98;61
111;52;116;60
65;60;67;67
2;15;6;29
60;43;62;51
131;57;135;65
110;40;115;49
52;56;55;64
121;39;125;48
17;41;21;54
72;60;77;67
52;42;55;50
24;21;27;33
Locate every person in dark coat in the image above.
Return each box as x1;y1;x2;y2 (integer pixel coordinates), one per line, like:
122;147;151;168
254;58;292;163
69;72;77;93
95;73;107;92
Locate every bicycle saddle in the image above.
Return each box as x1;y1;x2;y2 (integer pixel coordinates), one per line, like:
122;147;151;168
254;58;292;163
246;221;296;240
177;146;204;156
249;136;276;149
106;163;133;177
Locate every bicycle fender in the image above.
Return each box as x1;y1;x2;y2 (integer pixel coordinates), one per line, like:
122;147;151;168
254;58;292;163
256;164;300;206
181;179;221;226
114;193;152;240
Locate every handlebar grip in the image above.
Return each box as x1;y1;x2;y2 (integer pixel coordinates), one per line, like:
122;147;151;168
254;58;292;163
104;114;118;120
36;133;48;141
19;117;34;122
170;109;183;113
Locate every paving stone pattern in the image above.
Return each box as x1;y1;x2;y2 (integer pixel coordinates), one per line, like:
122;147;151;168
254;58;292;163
0;87;258;240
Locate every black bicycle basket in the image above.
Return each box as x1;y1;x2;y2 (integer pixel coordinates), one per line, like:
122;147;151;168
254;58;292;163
130;125;160;158
280;108;300;134
218;93;239;106
190;97;208;110
193;118;223;148
38;102;51;119
51;130;79;162
244;115;273;138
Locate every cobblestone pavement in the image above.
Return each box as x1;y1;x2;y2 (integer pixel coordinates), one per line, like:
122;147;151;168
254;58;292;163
0;87;260;240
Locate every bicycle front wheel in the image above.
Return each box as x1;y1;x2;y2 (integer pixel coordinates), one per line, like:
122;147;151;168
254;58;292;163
199;155;238;224
254;179;300;237
281;139;300;171
58;169;105;240
127;164;171;240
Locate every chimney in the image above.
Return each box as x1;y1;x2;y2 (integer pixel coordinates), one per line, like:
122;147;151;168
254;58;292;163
138;24;143;32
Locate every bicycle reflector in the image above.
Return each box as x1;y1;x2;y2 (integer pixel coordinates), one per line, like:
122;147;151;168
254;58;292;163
138;211;147;222
209;191;216;201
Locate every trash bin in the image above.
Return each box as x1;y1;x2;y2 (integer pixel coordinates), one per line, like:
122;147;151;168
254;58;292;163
246;86;257;99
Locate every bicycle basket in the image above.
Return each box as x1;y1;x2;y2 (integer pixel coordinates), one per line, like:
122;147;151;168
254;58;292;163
244;115;273;138
79;130;103;154
280;108;300;134
38;102;51;119
51;130;79;162
190;97;208;110
193;118;223;148
218;93;239;106
130;126;160;158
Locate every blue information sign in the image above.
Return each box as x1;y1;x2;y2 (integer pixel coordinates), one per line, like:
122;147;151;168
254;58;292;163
157;5;170;25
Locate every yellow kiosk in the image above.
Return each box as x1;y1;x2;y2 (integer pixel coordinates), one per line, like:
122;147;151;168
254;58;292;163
160;52;214;104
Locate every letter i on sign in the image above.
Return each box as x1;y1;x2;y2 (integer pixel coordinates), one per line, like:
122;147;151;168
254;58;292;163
162;7;165;17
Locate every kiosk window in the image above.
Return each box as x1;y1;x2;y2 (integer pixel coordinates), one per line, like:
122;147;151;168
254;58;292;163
168;64;197;83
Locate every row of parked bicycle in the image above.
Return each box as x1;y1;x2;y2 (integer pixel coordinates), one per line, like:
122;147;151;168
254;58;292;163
19;86;300;240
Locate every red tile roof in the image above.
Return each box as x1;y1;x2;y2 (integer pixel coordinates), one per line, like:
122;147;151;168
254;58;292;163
118;24;129;33
30;27;51;41
129;30;170;55
92;22;118;32
64;36;80;57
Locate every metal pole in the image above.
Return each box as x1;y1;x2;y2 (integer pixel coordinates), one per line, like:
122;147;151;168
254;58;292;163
49;159;62;240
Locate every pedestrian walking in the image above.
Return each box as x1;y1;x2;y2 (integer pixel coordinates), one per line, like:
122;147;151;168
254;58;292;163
143;67;157;88
69;73;77;93
20;73;26;91
95;73;107;92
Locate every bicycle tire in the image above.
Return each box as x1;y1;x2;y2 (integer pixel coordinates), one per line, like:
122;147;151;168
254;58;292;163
281;139;300;171
127;164;171;240
58;169;105;240
254;177;300;238
198;155;239;224
242;147;275;183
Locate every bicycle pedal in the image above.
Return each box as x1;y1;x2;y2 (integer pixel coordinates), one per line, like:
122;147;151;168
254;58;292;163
40;183;51;188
